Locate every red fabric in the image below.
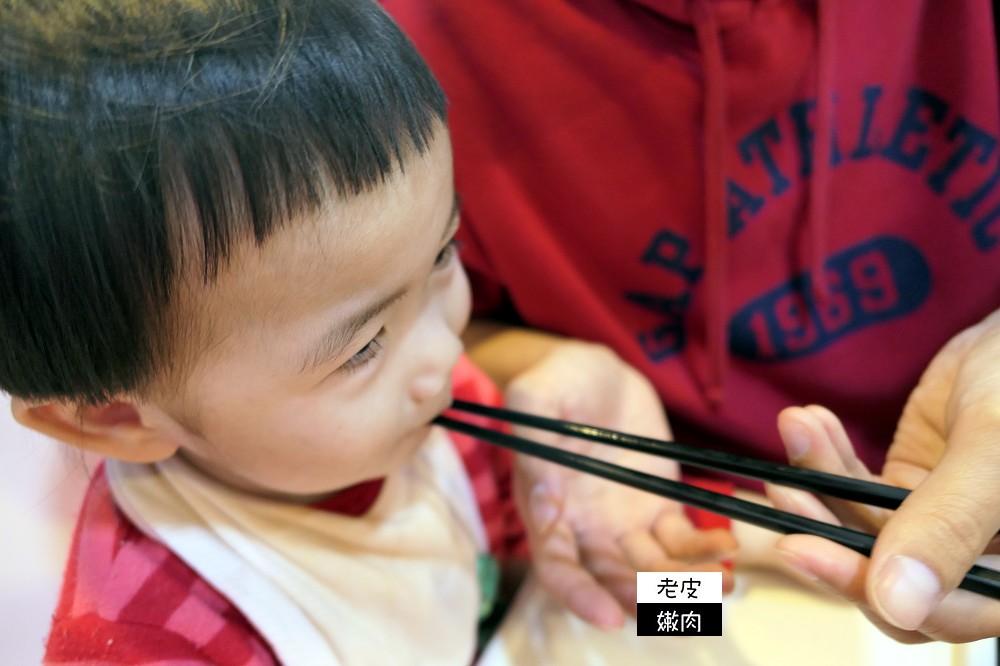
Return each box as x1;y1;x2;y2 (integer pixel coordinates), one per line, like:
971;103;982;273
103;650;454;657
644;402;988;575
310;478;385;517
44;356;524;664
45;466;278;665
683;476;734;570
448;355;530;559
382;0;1000;486
681;476;735;533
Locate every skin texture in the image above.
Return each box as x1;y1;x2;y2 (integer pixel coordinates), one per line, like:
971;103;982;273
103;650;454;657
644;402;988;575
467;328;737;629
16;128;472;504
16;125;738;630
769;308;1000;642
468;306;1000;640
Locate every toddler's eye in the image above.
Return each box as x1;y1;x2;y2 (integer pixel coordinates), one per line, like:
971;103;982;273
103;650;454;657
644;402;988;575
341;331;384;373
433;238;458;269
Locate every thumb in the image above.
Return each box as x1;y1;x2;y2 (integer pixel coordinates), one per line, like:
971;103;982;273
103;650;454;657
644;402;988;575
867;409;1000;631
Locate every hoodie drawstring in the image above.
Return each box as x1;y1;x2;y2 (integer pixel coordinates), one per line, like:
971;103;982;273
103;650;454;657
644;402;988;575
688;0;832;407
811;0;835;299
690;0;727;406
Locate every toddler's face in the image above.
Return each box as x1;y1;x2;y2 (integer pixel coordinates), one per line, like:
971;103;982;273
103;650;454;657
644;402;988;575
148;128;469;501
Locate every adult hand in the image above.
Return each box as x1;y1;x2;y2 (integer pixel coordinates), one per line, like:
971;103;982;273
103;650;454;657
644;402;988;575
768;310;1000;642
475;332;736;629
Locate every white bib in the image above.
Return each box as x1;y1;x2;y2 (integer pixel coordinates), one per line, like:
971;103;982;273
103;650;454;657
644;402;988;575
107;427;487;666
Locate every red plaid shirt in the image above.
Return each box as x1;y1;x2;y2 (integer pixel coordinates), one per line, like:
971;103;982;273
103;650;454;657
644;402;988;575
44;357;526;665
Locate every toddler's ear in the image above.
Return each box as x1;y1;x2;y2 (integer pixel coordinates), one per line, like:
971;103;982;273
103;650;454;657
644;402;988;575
10;398;179;463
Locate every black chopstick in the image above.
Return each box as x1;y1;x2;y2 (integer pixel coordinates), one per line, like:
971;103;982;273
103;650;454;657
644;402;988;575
449;399;908;509
433;411;1000;600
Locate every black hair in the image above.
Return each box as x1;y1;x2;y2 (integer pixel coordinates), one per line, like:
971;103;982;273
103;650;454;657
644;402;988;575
0;0;446;403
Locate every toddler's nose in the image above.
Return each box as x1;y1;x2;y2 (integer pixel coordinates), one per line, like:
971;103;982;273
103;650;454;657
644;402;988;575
409;332;462;403
410;371;448;403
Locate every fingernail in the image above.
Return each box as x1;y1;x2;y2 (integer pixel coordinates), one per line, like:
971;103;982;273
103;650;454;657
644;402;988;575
872;556;941;631
785;424;812;461
530;484;559;533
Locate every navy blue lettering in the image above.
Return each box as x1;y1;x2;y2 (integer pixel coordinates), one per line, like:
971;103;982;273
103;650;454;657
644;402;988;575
973;203;1000;251
952;158;1000;219
739;119;790;195
726;179;765;237
626;292;690;360
830;118;844;167
629;230;702;361
927;118;997;193
789;98;843;177
849;85;883;159
730;237;930;360
882;89;948;170
639;230;703;283
789;100;816;177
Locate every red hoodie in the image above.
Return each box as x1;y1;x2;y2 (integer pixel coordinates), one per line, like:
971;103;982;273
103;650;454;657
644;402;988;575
381;0;1000;478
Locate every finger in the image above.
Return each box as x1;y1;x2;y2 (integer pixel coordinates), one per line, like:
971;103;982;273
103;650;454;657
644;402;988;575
866;405;1000;632
650;511;737;561
764;482;841;525
779;406;875;480
506;375;574;451
775;535;929;644
577;523;655;617
619;523;736;568
620;530;672;571
779;535;1000;643
522;479;627;629
807;404;874;480
504;367;559;417
776;407;889;531
535;551;627;630
864;316;1000;639
618;531;736;593
532;510;626;629
915;585;1000;643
